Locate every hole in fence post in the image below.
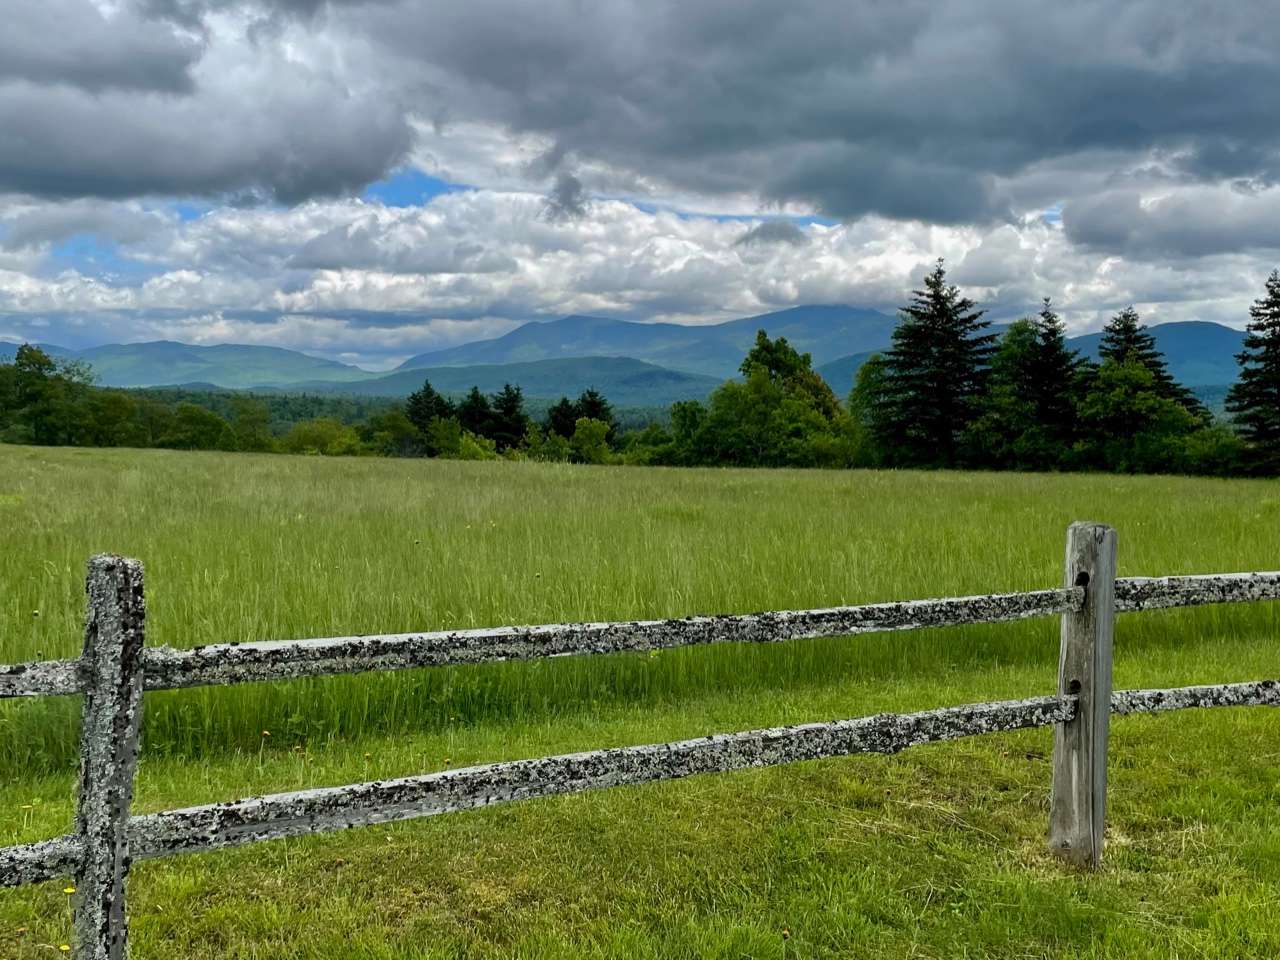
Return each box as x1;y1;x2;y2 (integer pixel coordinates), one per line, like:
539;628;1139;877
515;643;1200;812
1049;523;1116;870
72;556;146;960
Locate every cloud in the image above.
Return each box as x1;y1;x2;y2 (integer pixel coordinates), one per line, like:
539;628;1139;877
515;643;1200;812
0;199;171;251
735;221;809;248
1063;184;1280;258
2;0;201;94
0;6;411;203
8;0;1280;222
541;172;590;222
2;189;1275;367
355;0;1280;222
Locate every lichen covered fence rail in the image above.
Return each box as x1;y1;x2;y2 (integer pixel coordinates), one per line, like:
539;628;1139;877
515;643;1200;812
1;523;1278;959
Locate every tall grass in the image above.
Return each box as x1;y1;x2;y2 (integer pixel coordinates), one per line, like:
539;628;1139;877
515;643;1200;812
1;444;1277;777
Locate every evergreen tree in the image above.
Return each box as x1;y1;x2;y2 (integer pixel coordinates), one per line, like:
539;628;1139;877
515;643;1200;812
405;379;455;434
575;388;617;439
1099;306;1204;418
456;386;493;437
490;383;530;451
1029;299;1088;444
1226;269;1280;473
965;320;1057;470
876;260;996;466
545;396;580;439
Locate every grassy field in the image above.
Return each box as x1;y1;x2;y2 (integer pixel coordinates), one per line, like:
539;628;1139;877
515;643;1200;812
1;444;1278;958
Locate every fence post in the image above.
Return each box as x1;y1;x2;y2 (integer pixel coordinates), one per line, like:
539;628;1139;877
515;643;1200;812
73;556;146;960
1049;522;1116;869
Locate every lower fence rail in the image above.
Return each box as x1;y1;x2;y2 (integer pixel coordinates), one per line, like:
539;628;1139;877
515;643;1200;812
4;679;1277;890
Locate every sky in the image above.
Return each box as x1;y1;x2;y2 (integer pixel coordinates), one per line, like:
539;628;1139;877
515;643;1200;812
2;1;1279;370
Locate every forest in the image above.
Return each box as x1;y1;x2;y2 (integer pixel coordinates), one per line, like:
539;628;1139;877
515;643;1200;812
2;262;1278;476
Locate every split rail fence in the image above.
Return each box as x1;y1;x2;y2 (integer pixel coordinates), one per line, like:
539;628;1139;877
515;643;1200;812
2;521;1279;958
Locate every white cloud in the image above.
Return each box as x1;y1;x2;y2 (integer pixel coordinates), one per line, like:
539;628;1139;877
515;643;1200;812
2;183;1277;363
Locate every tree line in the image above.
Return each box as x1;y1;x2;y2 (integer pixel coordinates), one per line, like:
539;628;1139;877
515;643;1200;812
618;262;1279;476
2;262;1278;475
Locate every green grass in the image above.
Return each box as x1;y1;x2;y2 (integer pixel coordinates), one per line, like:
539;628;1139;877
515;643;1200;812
1;445;1278;958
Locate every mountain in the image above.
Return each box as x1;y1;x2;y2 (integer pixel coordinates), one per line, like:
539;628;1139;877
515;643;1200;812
0;339;371;388
397;306;899;379
816;321;1247;394
0;341;77;362
1068;321;1245;387
289;356;722;407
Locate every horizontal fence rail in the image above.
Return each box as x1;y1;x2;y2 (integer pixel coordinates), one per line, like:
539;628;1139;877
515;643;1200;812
3;571;1278;701
1115;571;1280;611
3;679;1277;891
2;587;1085;699
1;528;1278;958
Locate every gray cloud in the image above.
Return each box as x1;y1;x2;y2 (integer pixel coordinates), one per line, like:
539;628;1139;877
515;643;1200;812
289;221;517;273
7;0;1280;228
541;172;590;222
734;221;808;247
357;0;1280;224
0;200;169;251
0;76;411;204
1063;185;1280;258
3;0;200;94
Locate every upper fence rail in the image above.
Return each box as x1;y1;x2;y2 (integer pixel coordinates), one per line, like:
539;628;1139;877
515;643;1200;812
2;572;1278;700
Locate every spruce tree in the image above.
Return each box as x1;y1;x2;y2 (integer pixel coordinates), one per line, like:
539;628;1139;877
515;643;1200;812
490;383;530;451
877;260;995;466
1099;306;1204;418
1226;269;1280;473
574;388;617;439
1028;298;1087;445
404;379;454;434
456;386;493;437
545;397;579;439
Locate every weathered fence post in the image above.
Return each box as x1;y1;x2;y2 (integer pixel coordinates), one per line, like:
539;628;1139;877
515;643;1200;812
1049;522;1117;869
73;556;146;960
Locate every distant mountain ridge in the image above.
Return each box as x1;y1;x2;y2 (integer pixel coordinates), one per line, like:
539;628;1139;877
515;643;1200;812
397;305;900;378
270;356;721;407
0;339;370;389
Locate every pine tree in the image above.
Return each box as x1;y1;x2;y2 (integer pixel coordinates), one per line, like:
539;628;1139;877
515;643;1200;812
545;397;579;439
1226;269;1280;473
490;383;530;451
1028;298;1087;445
456;386;493;437
574;388;617;440
404;379;454;434
876;260;995;466
1099;306;1204;418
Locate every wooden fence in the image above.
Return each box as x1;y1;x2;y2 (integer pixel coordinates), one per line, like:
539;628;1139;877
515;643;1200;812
2;521;1279;959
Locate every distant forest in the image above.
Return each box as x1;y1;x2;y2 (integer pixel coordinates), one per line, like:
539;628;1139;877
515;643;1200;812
3;262;1278;476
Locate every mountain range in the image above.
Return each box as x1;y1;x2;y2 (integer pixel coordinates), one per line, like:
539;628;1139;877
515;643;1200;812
2;309;1248;407
396;306;900;378
0;339;369;389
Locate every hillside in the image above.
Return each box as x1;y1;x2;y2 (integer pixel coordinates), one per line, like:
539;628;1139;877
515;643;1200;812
1069;320;1245;387
293;355;721;406
0;340;371;388
397;305;899;378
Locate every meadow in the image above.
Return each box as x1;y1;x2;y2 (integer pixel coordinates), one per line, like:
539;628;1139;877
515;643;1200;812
1;444;1278;958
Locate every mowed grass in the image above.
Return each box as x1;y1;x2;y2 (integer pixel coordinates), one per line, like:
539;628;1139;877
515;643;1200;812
0;444;1278;958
